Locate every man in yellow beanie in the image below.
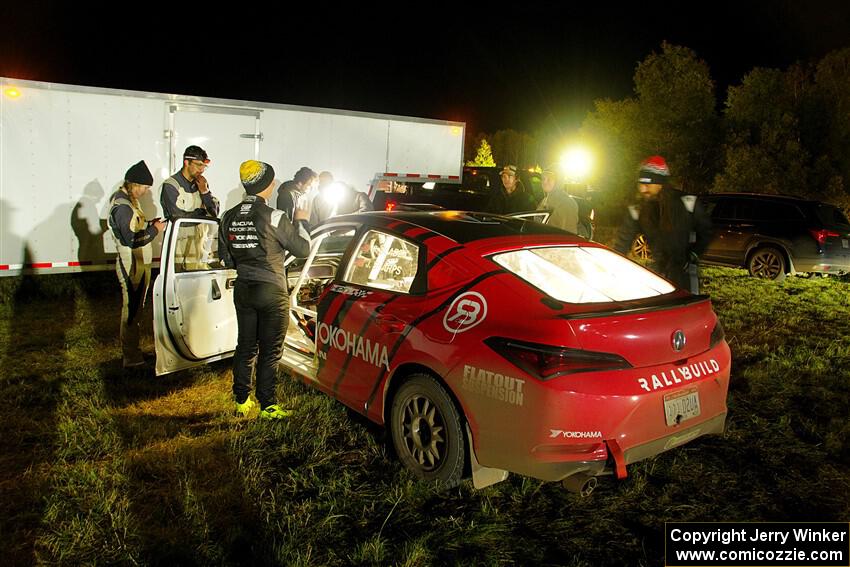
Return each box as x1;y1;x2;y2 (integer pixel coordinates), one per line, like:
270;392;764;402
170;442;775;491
218;160;311;419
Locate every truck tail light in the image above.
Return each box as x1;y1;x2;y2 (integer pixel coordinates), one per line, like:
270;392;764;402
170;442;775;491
385;201;397;211
809;229;840;246
484;337;632;381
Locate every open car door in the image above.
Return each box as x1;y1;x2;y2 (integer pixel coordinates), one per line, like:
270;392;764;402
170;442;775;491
281;223;360;387
153;218;238;375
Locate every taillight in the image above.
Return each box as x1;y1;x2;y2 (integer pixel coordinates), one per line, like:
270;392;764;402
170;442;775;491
484;337;632;381
809;229;840;246
385;201;397;211
710;320;725;349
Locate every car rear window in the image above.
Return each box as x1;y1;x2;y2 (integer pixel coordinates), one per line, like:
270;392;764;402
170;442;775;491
815;204;850;227
492;246;675;303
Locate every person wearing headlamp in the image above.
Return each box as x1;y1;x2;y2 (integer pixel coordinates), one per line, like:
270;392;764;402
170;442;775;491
160;145;219;220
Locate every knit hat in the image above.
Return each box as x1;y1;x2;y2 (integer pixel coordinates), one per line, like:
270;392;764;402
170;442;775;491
240;160;275;195
500;165;518;176
637;155;670;185
125;160;154;185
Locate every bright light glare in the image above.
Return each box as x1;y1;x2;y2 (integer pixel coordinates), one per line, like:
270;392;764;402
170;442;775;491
560;147;593;181
4;88;22;99
423;182;435;190
323;182;347;205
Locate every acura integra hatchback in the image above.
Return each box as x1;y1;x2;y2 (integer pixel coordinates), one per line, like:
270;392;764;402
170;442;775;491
153;211;730;494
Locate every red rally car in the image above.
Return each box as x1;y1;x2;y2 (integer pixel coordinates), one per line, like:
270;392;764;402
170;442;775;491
153;211;730;494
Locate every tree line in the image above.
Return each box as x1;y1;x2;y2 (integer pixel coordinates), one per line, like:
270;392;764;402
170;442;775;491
467;42;850;214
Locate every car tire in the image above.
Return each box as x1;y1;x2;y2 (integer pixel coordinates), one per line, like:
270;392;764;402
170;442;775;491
747;246;786;281
390;373;466;489
631;234;651;260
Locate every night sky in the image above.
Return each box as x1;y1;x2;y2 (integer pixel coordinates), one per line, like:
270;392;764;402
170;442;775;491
2;2;850;136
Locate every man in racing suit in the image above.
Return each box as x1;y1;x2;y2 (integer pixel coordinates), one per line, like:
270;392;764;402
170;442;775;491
219;160;311;420
160;145;219;220
107;160;165;368
613;156;712;291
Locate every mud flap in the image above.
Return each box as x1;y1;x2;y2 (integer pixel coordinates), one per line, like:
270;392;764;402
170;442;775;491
606;438;628;480
465;424;509;489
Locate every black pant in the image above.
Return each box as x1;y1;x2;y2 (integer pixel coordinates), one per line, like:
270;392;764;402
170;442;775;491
233;281;289;409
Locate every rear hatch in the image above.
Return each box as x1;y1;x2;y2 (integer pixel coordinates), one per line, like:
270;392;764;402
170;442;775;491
490;243;720;367
561;296;716;367
812;203;850;261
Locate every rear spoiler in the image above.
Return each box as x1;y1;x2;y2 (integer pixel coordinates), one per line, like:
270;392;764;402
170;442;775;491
557;294;711;320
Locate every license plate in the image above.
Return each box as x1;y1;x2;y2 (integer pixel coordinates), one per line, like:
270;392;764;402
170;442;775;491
664;388;701;426
842;239;848;249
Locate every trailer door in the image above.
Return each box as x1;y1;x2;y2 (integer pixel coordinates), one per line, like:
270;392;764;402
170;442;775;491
168;104;262;212
153;217;237;375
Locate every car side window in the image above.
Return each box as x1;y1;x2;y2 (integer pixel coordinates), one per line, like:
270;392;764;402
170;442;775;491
734;199;759;221
710;199;735;220
343;230;420;293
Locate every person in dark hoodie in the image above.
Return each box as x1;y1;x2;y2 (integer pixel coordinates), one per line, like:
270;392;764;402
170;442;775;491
486;165;536;214
219;160;311;420
613;156;712;292
107;160;166;368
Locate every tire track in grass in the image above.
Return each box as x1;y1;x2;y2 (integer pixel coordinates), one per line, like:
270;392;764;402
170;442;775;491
34;291;142;564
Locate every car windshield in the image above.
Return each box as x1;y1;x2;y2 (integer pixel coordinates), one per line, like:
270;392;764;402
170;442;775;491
492;246;675;303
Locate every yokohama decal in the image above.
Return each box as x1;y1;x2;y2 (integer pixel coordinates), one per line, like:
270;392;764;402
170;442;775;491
332;296;400;395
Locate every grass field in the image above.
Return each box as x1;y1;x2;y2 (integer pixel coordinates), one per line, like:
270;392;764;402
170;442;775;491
1;267;848;566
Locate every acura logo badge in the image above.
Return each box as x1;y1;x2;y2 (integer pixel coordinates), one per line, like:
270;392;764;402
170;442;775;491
672;330;686;352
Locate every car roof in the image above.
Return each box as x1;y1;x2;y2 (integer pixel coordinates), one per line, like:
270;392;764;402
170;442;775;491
327;210;572;244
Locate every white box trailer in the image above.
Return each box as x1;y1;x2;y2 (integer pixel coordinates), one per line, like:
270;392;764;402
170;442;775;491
0;77;464;276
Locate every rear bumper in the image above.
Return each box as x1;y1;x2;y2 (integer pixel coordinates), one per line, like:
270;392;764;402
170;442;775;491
791;256;850;274
621;411;726;468
519;411;727;482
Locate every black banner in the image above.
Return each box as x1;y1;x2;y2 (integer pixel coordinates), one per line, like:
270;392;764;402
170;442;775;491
665;522;849;566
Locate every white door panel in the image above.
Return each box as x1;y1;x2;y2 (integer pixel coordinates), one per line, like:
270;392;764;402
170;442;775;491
172;272;237;359
154;217;237;375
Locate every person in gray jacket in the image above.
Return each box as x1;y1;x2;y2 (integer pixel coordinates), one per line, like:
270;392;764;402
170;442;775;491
219;160;311;420
107;160;165;368
538;168;580;234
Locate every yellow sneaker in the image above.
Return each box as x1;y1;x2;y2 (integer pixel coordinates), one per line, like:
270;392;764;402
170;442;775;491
259;404;294;420
234;398;255;417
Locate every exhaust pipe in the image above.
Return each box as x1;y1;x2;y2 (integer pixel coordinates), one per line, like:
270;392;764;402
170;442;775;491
562;473;598;496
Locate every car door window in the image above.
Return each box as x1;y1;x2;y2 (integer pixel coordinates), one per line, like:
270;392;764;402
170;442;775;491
343;230;420;293
709;199;734;220
734;199;759;221
173;221;223;272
